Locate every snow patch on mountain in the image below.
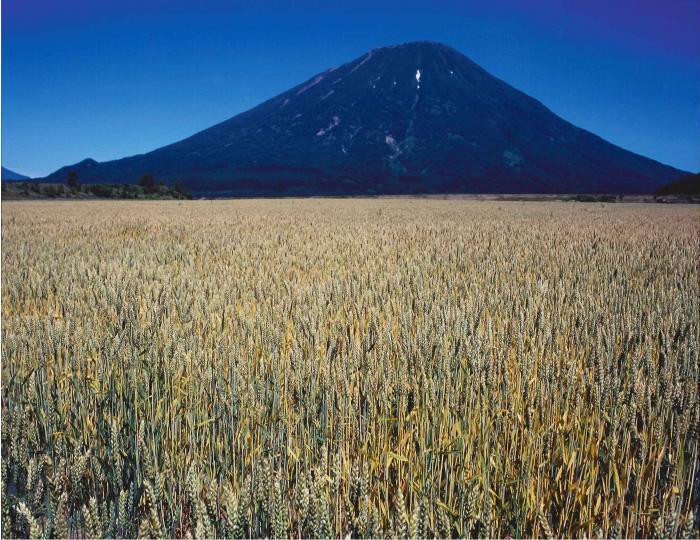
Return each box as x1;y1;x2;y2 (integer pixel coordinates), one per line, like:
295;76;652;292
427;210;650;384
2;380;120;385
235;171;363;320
316;116;341;137
385;133;403;163
350;51;373;73
503;149;523;168
297;74;325;95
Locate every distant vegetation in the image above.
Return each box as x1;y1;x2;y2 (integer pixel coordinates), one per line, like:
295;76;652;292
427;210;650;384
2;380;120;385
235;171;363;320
1;172;192;200
1;199;697;538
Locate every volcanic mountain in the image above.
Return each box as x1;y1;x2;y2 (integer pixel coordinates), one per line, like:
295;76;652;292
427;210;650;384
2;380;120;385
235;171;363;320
44;41;686;195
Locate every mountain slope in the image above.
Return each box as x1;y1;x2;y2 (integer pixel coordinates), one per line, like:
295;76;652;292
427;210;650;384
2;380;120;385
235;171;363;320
2;167;30;181
656;172;700;195
44;41;686;195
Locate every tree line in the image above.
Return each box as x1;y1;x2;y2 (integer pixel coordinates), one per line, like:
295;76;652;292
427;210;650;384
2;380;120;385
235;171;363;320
64;171;192;199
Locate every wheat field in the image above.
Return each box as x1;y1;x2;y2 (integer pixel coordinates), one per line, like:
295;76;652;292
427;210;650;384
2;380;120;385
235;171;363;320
1;199;698;539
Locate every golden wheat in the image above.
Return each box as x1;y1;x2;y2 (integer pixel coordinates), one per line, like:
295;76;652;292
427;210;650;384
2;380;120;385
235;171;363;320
1;199;698;538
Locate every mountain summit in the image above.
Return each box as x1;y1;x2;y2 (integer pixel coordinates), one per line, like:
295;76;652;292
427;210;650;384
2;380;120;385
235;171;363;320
44;41;685;195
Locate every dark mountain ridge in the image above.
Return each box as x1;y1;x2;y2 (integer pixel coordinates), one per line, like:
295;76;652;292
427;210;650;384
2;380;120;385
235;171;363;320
656;172;700;195
2;167;30;181
44;41;686;195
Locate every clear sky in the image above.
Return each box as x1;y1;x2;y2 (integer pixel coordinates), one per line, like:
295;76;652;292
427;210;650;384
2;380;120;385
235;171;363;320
2;0;699;177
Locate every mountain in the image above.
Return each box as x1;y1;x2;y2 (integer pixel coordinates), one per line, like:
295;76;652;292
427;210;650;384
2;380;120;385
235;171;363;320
44;41;686;195
656;172;700;195
2;167;30;181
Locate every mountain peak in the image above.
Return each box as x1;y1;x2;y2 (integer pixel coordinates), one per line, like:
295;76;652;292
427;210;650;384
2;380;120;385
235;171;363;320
44;43;686;195
373;40;457;52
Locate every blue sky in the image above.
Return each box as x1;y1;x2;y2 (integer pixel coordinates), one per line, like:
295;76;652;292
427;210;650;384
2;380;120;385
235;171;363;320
3;0;699;177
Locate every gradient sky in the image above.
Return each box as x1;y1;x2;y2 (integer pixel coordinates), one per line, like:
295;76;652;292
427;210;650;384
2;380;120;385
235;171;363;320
2;0;699;177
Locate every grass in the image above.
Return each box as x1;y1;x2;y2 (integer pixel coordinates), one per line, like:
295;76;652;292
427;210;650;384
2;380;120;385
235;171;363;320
1;199;698;538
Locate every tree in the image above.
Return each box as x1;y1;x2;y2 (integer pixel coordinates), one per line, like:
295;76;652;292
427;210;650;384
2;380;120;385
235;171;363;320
173;180;191;199
138;174;156;193
43;184;61;198
67;171;79;191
